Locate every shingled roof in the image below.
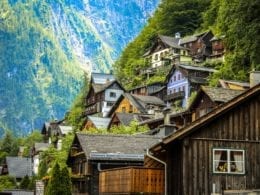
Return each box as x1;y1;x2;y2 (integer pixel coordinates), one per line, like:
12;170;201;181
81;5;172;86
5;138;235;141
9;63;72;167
201;86;243;103
87;116;111;129
158;35;186;50
6;157;33;178
75;133;161;161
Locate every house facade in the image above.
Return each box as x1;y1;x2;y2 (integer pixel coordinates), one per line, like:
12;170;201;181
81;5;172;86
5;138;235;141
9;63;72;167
180;31;214;62
144;34;191;69
85;80;124;117
189;86;242;121
149;84;260;194
165;64;216;108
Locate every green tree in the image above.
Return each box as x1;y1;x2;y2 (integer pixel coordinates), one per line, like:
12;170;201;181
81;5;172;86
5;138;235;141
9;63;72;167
45;162;72;195
20;175;30;189
38;158;48;179
45;162;62;195
0;175;16;191
60;167;72;195
0;131;19;163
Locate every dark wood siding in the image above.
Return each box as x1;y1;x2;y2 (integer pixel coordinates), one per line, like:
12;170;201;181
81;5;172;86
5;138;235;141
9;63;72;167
166;94;260;194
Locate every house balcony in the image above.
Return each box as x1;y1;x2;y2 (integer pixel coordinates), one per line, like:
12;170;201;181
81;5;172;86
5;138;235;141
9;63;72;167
84;103;99;115
164;91;185;101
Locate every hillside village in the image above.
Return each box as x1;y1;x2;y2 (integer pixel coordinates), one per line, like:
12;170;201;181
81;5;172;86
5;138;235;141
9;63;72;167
1;30;260;195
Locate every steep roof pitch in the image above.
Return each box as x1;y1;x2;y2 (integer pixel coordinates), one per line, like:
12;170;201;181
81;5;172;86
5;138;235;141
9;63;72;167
87;116;111;129
76;133;161;161
150;84;260;151
165;64;216;84
91;72;115;84
92;80;124;94
144;35;187;57
189;86;243;109
108;93;165;116
158;35;186;50
180;30;212;45
6;157;33;178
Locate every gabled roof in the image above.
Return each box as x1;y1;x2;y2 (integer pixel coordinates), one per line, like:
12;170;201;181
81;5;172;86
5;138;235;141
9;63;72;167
180;30;212;45
6;157;33;178
201;86;243;103
108;93;165;116
87;116;111;129
165;64;216;83
150;84;260;152
219;79;250;89
143;35;187;57
92;80;124;94
91;72;115;84
75;133;161;161
158;35;186;50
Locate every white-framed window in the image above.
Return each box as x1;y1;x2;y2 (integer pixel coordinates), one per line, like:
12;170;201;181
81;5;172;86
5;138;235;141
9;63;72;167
213;148;245;174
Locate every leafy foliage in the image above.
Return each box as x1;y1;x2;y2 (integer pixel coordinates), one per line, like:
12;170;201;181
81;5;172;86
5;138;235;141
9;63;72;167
20;175;30;189
114;0;211;89
202;0;260;83
0;131;19;164
0;175;16;191
45;162;72;195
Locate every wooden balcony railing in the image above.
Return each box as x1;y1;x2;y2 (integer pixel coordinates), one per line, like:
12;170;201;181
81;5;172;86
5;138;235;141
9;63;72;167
164;91;185;101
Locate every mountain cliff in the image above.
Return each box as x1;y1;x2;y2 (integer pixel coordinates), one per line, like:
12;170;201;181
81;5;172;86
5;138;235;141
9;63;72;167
0;0;159;136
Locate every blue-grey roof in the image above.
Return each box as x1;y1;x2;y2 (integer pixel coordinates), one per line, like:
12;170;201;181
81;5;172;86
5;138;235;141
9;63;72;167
179;64;217;73
91;73;115;84
76;133;161;161
87;116;111;129
59;125;73;135
6;157;33;178
158;35;186;50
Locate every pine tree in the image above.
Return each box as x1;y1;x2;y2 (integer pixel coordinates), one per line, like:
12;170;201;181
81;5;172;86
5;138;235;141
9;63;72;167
60;167;72;195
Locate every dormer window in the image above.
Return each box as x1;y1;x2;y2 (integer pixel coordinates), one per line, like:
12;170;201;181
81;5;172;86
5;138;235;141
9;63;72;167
110;92;116;98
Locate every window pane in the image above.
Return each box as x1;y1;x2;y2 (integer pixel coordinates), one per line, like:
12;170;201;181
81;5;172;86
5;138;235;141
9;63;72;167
214;150;228;172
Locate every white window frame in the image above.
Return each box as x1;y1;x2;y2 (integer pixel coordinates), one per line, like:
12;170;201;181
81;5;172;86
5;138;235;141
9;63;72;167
213;148;245;174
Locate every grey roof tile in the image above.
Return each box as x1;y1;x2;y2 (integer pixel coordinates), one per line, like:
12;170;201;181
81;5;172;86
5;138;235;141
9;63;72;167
6;157;33;178
202;86;243;103
87;116;111;129
76;133;161;161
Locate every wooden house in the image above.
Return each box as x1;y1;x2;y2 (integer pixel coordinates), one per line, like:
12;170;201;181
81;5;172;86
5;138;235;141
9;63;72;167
143;34;191;69
84;79;124;117
149;84;260;194
41;120;72;149
108;112;150;129
165;64;216;108
128;82;165;96
209;36;225;60
189;86;243;121
108;93;166;116
180;31;214;63
66;133;161;194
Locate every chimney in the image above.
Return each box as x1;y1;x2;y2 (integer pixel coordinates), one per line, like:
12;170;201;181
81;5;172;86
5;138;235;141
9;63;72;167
156;107;178;137
175;32;181;39
250;70;260;88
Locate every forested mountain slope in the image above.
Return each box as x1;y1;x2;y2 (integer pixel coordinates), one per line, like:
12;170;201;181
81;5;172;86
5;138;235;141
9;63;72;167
114;0;260;88
0;0;159;136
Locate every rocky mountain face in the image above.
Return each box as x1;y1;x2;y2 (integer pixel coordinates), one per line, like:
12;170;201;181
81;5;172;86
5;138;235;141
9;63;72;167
0;0;159;136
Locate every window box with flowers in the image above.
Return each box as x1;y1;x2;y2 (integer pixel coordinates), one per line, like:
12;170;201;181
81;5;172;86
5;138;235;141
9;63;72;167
213;148;245;174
